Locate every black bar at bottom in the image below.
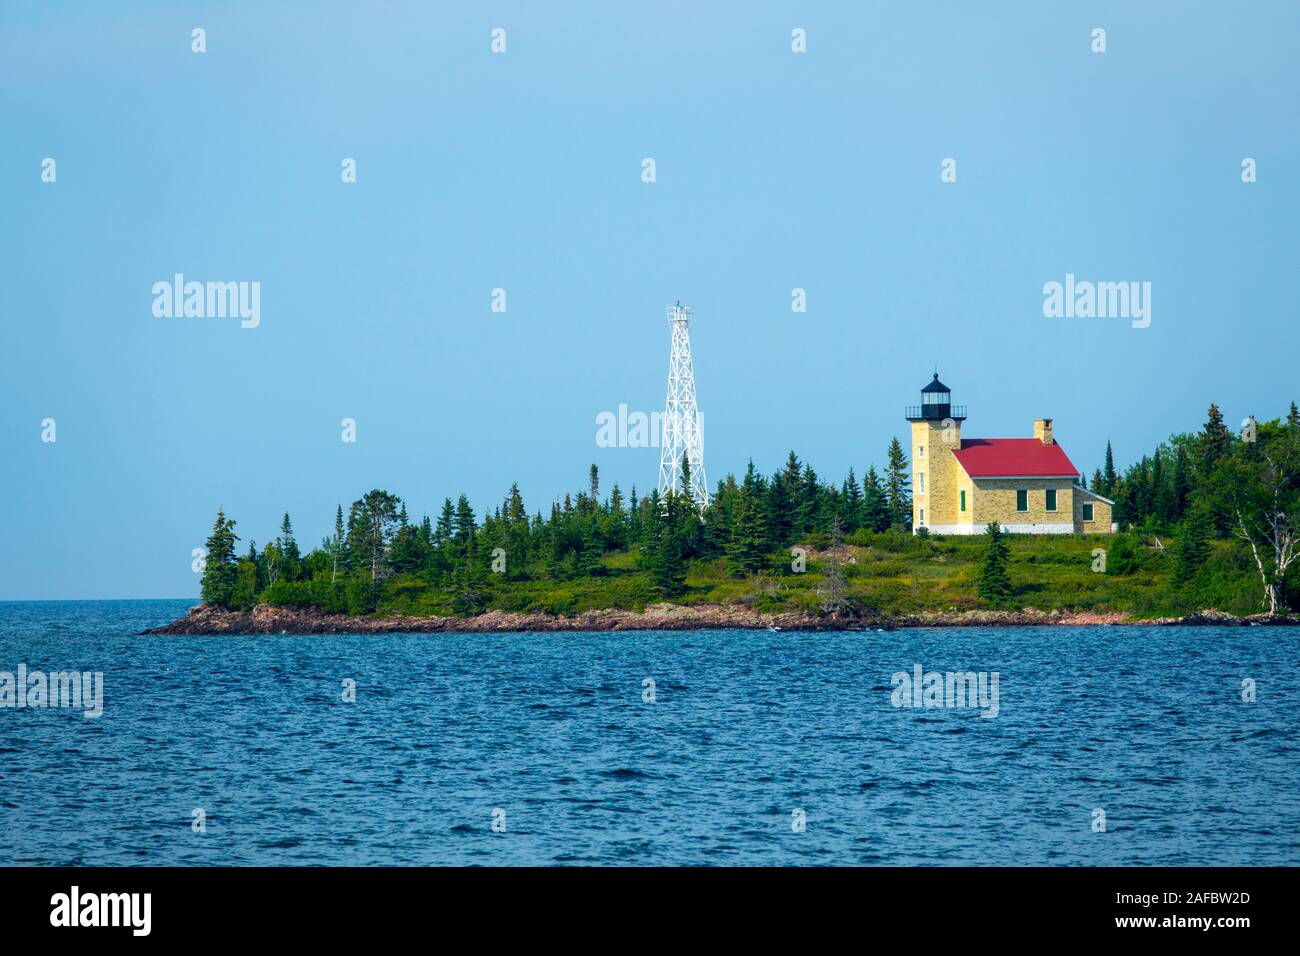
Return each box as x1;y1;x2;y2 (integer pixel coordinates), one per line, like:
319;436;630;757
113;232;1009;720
0;866;1278;941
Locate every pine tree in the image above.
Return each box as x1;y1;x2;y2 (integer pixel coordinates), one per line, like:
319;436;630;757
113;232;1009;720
453;494;477;555
200;508;240;608
331;504;345;584
1102;441;1117;497
1169;446;1191;522
1202;403;1231;468
435;498;455;548
863;466;891;533
764;467;794;550
795;463;821;536
277;512;301;582
649;492;688;596
976;520;1012;603
884;437;912;531
349;489;403;589
575;513;601;576
1173;506;1211;590
1288;402;1300;428
842;468;863;532
726;490;767;577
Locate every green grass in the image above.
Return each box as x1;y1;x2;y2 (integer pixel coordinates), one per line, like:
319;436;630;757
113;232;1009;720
342;531;1279;620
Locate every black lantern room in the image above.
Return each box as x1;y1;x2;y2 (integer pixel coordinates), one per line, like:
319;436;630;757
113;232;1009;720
905;373;967;422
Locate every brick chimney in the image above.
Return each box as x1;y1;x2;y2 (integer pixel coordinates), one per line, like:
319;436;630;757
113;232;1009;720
1034;418;1054;445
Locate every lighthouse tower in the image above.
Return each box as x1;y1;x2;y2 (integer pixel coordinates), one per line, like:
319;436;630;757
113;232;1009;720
904;373;966;532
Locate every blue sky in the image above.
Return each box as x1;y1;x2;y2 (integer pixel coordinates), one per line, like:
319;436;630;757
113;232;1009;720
2;1;1297;599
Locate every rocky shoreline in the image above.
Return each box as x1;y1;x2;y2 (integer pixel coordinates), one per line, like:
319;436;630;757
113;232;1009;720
141;602;1300;635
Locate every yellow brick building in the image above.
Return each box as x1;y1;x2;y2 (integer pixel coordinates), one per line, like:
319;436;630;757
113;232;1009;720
906;374;1114;535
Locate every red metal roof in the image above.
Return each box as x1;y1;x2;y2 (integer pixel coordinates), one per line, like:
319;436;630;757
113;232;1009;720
951;438;1079;478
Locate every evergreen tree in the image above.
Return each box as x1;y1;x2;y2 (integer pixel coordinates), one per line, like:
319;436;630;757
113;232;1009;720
200;508;240;608
976;520;1012;602
277;512;302;582
862;466;891;533
1201;403;1231;468
435;498;455;548
1102;441;1117;497
764;461;795;548
453;494;477;555
795;463;821;536
331;504;345;584
349;489;403;589
842;468;863;532
575;513;601;576
648;492;688;596
1288;402;1300;428
884;437;912;531
726;490;767;577
1173;505;1211;590
1169;446;1191;522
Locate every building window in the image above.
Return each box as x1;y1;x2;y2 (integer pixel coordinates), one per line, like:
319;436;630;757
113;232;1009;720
1045;489;1057;512
1016;489;1028;512
1082;502;1094;522
919;473;925;493
918;445;924;458
919;507;925;525
960;490;966;512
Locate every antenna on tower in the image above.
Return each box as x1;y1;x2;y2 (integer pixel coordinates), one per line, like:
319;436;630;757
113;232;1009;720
658;302;709;510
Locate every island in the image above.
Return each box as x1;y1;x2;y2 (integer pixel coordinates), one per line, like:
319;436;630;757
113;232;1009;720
147;402;1300;635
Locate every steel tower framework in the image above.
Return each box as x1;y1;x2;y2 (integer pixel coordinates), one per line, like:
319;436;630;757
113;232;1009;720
657;302;709;509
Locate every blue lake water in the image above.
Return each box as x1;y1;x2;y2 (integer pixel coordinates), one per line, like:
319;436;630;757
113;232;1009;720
1;599;1297;866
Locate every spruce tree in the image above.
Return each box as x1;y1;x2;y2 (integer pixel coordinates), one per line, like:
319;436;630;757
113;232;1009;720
726;491;767;577
842;468;863;532
649;492;688;596
331;505;345;584
1173;506;1211;590
278;512;301;582
884;437;912;531
863;466;891;533
764;467;794;548
1202;403;1231;468
1102;441;1117;497
200;508;240;608
976;520;1012;603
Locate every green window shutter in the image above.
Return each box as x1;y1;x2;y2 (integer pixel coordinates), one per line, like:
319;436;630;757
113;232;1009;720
1016;489;1027;512
1083;503;1093;521
960;490;966;512
1046;489;1057;512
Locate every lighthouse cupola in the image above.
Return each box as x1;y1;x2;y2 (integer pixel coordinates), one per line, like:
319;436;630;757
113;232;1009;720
906;372;966;422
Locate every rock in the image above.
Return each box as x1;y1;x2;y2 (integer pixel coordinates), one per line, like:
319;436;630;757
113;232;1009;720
139;602;1299;636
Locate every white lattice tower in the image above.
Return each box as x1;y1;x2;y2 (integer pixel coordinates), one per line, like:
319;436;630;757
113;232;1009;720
657;302;709;509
